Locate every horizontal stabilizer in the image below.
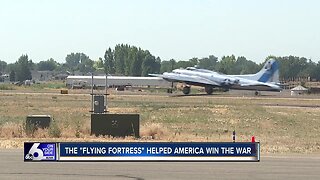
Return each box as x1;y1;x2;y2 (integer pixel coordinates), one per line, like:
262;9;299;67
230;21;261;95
149;74;164;78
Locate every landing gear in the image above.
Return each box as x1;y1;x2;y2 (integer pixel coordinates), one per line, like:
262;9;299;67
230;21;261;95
254;91;260;96
182;86;191;95
223;88;229;92
167;82;174;94
205;86;214;95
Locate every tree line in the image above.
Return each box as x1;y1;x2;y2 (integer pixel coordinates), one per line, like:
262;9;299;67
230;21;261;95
1;44;320;82
104;44;161;76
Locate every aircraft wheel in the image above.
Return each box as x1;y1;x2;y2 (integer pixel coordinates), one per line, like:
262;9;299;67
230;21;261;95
205;86;213;95
255;91;260;96
182;86;191;95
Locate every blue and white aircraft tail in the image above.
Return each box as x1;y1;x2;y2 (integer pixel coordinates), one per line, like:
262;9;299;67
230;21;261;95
231;59;279;84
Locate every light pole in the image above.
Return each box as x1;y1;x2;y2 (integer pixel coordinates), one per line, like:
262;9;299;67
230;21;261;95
90;72;94;113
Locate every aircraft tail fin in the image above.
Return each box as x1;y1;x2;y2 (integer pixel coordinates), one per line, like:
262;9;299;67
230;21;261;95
232;59;279;83
254;59;279;83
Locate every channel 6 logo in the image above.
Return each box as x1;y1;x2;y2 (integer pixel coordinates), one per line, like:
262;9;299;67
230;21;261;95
24;142;56;161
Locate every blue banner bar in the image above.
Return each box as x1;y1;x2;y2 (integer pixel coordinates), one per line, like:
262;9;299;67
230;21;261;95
58;142;260;162
24;142;260;162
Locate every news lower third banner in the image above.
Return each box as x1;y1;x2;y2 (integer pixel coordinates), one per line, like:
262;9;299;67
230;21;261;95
24;142;260;162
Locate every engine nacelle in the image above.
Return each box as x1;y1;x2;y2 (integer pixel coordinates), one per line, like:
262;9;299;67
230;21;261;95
221;78;239;86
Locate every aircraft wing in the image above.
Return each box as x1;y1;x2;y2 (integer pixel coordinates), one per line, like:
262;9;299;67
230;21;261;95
150;73;220;86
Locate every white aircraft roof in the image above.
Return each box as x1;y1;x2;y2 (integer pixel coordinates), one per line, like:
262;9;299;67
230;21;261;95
291;85;308;91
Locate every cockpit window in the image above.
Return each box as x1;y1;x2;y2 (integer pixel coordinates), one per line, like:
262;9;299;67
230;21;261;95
186;67;196;71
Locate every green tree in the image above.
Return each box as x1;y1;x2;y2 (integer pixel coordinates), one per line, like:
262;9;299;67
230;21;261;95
65;53;93;73
37;58;58;71
55;63;68;72
219;55;236;74
16;54;32;81
123;44;131;75
154;57;161;73
175;61;194;69
104;44;160;76
9;70;15;82
28;60;36;70
160;59;176;73
233;56;260;74
114;44;126;75
297;58;313;78
127;46;138;76
189;57;199;66
198;55;218;70
142;53;156;76
276;56;307;80
93;58;104;71
78;58;94;73
5;63;16;74
104;48;115;74
65;53;80;71
303;60;318;80
129;47;141;76
0;60;7;73
313;63;320;80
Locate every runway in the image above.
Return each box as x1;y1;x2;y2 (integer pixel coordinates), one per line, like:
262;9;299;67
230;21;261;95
0;149;319;180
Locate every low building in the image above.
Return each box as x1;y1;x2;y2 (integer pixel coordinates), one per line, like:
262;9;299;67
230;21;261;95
31;70;54;81
291;85;308;96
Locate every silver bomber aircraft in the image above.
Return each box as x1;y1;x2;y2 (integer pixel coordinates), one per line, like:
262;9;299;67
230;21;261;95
150;59;282;95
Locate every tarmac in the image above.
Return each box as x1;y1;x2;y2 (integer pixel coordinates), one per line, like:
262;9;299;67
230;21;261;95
0;149;319;180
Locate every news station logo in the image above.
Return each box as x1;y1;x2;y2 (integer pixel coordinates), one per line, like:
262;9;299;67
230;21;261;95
24;142;56;161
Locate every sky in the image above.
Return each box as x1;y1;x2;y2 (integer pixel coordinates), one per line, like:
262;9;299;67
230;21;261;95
0;0;319;64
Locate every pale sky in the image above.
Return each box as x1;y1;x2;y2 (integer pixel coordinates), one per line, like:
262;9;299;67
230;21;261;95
0;0;319;63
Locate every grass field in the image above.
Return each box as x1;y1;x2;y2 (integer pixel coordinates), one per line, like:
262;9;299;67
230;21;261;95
0;87;320;153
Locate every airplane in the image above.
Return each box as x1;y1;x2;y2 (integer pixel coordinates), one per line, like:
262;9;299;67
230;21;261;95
149;59;282;95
